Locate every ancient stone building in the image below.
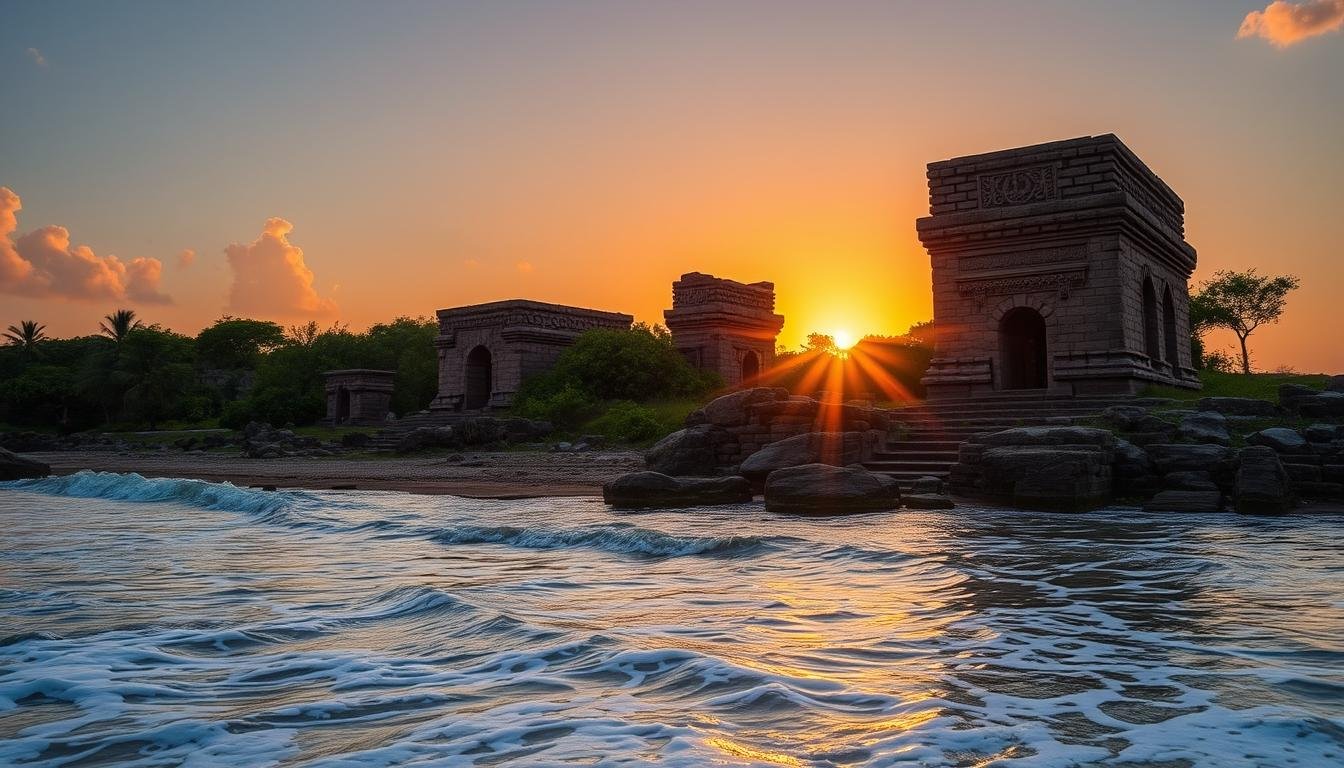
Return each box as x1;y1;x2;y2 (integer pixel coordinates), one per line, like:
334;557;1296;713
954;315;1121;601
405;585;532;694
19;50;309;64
664;272;785;388
430;300;632;411
322;369;395;425
916;134;1201;398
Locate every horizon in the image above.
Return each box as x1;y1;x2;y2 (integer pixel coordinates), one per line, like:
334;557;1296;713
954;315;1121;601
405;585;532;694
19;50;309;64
3;1;1343;371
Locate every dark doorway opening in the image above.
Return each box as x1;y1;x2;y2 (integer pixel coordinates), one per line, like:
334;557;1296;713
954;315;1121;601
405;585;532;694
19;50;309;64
1000;308;1048;390
1143;277;1161;362
464;346;492;410
741;351;760;383
335;388;350;423
1162;286;1178;367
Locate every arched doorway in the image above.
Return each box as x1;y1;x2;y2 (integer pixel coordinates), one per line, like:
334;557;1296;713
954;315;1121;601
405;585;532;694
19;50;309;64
999;307;1047;390
464;346;492;410
1142;276;1161;362
740;350;760;383
335;387;350;424
1162;286;1178;366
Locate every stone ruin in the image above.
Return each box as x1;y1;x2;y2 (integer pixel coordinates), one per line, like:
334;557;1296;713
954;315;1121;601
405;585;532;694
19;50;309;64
430;299;632;411
917;134;1201;397
321;369;395;426
663;272;785;388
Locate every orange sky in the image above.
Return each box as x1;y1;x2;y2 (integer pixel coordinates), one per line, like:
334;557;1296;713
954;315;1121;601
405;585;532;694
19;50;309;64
3;2;1342;371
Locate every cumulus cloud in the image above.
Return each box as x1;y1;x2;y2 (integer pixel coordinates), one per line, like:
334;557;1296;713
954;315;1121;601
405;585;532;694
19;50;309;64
1238;0;1344;46
224;217;337;318
177;248;196;268
0;186;171;304
25;47;47;67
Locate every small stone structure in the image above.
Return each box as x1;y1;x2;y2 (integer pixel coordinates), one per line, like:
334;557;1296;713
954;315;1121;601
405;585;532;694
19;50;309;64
917;134;1201;397
431;300;632;411
322;369;395;426
664;272;785;388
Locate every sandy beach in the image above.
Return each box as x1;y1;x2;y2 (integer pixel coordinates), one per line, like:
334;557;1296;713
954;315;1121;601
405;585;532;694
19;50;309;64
31;449;645;498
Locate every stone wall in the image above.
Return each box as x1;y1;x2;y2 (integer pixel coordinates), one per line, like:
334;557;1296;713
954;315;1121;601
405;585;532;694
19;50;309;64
322;369;395;426
917;134;1201;397
664;272;785;388
431;300;632;411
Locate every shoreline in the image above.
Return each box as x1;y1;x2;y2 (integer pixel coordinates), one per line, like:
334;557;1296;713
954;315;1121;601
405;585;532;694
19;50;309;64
28;449;645;499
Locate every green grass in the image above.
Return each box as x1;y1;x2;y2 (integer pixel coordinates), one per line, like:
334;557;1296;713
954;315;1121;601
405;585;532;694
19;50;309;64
1143;370;1330;403
573;397;704;447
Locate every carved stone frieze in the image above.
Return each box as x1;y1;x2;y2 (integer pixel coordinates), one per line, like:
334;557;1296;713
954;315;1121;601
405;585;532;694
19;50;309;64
959;244;1087;273
956;268;1087;298
978;164;1059;208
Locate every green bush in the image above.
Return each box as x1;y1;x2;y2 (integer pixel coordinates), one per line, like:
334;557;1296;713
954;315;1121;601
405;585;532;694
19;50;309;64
513;383;601;430
586;401;664;443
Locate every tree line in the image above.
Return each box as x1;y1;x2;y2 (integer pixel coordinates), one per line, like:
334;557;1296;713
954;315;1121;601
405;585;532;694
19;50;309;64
0;311;439;432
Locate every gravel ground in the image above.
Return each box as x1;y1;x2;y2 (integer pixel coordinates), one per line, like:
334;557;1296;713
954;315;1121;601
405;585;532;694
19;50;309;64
29;449;646;498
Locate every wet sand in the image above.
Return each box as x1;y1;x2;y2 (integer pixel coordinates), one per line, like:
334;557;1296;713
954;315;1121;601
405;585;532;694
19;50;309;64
30;449;645;498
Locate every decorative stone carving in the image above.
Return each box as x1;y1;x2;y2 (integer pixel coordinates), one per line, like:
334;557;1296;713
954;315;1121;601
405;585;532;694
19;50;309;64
978;164;1059;208
956;267;1088;298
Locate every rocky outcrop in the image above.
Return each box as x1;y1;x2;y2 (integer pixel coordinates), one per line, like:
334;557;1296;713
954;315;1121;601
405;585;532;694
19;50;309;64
394;417;552;455
645;425;733;476
949;427;1115;511
739;431;865;484
603;472;753;509
1113;438;1159;497
1146;444;1234;475
686;387;790;428
1280;384;1344;420
1177;411;1231;446
764;464;901;515
1196;397;1279;417
1236;425;1343;502
0;447;50;480
1247;427;1309;454
1234;446;1296;515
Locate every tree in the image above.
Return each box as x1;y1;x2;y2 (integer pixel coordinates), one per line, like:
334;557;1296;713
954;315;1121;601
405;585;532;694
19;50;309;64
100;309;143;344
3;320;47;356
196;317;286;370
116;328;195;430
1191;269;1300;375
804;332;837;356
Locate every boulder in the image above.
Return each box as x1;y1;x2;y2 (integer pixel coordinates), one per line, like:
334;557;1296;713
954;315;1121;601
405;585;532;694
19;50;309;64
903;493;955;509
977;426;1116;451
687;387;789;428
1143;490;1223;513
910;475;944;494
395;426;459;454
1112;438;1159;496
1196;397;1279;417
645;425;732;476
739;431;865;483
1279;383;1318;411
978;447;1111;512
0;447;50;480
1100;405;1150;431
1246;427;1309;454
1327;375;1344;393
1163;470;1218;492
1303;423;1344;443
1146;444;1234;474
1177;411;1231;446
1299;392;1344;420
603;472;753;509
764;464;901;515
1234;446;1296;515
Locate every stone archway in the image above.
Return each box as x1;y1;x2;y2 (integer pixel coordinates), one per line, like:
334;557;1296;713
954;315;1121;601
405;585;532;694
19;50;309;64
740;350;760;383
1142;275;1161;362
463;345;493;410
999;307;1047;390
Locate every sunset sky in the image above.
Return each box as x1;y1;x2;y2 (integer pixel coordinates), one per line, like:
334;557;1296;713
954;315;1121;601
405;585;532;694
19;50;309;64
3;1;1342;371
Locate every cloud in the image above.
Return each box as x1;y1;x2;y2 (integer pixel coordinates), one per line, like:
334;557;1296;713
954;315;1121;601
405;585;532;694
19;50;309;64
1238;0;1344;46
0;186;171;304
515;260;534;274
177;248;196;268
224;217;337;318
25;47;47;67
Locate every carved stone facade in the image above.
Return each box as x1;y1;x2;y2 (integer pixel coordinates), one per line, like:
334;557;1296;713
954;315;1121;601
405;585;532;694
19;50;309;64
322;369;395;426
917;134;1201;397
431;300;633;411
663;272;785;388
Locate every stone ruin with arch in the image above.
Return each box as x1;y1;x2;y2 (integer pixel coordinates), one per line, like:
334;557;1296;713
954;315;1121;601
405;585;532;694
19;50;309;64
663;272;785;389
917;134;1201;398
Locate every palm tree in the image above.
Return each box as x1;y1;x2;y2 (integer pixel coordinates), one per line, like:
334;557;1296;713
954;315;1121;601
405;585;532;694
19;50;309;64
100;309;143;344
3;320;47;354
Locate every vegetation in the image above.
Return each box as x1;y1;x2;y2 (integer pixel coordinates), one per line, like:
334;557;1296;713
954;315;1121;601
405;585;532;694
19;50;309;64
0;311;439;432
1189;269;1300;374
513;324;719;434
1144;369;1329;403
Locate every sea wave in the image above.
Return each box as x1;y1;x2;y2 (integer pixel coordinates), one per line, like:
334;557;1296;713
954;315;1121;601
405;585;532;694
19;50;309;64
431;523;772;558
1;470;295;518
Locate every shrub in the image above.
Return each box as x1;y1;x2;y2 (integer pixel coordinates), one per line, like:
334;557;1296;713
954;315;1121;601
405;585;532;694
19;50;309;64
513;383;601;430
586;401;664;443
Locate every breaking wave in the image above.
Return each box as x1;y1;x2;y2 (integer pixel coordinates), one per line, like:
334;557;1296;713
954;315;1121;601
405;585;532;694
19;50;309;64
432;523;773;558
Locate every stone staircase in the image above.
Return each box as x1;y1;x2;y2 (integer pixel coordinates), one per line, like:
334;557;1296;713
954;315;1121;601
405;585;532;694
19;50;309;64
367;410;484;452
863;392;1149;490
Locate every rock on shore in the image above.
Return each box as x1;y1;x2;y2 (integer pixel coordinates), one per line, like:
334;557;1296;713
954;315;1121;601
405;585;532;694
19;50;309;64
603;472;752;509
764;463;901;515
0;447;50;480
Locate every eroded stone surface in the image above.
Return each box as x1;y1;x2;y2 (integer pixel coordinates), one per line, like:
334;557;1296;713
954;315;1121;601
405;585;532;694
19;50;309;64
764;464;901;515
603;472;752;509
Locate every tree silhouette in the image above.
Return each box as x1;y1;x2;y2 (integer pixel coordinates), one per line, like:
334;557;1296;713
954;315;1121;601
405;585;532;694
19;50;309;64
1191;269;1300;374
3;320;47;355
100;309;144;344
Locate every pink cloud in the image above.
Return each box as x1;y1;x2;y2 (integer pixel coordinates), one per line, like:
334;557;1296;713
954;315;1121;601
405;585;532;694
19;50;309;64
1238;0;1344;47
0;186;171;304
224;217;337;318
177;248;196;268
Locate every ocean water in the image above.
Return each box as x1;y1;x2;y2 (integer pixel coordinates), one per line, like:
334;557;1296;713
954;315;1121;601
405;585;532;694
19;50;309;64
1;472;1341;767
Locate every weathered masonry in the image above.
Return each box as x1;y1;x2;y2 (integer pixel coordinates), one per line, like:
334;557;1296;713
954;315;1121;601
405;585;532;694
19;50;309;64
322;369;395;425
664;272;785;388
916;134;1201;398
430;300;633;411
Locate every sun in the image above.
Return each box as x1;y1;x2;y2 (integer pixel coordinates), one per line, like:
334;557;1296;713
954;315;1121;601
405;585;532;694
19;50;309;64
832;329;857;350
